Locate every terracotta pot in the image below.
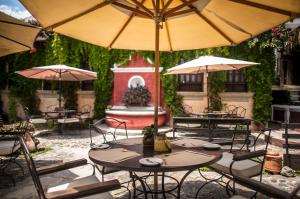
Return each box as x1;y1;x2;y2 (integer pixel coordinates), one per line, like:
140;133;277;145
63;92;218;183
143;134;154;147
264;150;282;174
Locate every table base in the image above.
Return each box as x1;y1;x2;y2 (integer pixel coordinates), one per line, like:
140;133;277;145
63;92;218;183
129;170;196;199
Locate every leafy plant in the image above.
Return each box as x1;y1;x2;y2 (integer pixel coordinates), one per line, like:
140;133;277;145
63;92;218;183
142;124;155;135
208;71;226;111
123;85;151;106
8;96;18;123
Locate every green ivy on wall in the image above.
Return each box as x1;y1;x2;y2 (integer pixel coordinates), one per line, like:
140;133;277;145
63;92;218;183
0;31;275;123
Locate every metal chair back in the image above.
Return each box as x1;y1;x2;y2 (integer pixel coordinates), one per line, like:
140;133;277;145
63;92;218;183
283;123;300;170
90;117;128;144
19;135;46;199
236;106;246;118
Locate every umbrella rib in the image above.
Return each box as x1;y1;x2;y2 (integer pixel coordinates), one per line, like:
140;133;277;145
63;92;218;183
205;9;252;37
161;0;173;51
65;69;97;80
151;0;156;11
112;2;152;18
0;34;32;49
108;0;147;49
22;69;49;79
48;0;116;30
165;20;173;51
179;0;234;44
166;8;197;17
164;0;198;17
0;20;40;29
131;0;154;17
68;71;81;81
228;0;299;16
228;64;240;70
108;15;134;48
161;0;174;15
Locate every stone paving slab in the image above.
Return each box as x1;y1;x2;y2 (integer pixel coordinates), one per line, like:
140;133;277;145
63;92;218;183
0;128;299;199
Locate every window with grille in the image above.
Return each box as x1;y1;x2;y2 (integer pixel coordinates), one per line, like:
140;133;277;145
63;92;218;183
177;74;203;92
224;70;247;92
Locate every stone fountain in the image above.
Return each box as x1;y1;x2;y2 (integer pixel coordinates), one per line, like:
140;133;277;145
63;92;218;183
105;54;166;129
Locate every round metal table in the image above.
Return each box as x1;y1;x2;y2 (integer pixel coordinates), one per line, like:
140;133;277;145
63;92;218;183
89;138;222;199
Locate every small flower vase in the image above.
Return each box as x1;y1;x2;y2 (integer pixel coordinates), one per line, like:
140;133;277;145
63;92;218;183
154;133;172;153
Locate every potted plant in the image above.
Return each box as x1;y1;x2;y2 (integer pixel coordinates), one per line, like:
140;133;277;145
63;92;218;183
142;124;154;147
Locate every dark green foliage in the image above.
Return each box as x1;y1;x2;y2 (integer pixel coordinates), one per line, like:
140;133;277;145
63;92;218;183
208;71;226;111
245;45;274;123
6;49;45;117
123;85;151;106
8;96;17;123
142;124;155;135
160;52;185;116
0;30;276;123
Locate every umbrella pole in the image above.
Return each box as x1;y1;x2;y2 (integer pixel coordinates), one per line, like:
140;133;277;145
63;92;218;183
154;18;160;135
206;65;209;111
59;71;62;110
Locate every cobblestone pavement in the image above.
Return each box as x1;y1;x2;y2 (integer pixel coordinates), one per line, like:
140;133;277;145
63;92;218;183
0;128;299;199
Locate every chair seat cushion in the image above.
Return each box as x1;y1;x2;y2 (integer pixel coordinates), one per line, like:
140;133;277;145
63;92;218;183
0;141;20;156
30;118;47;124
57;118;80;124
80;114;89;119
47;175;114;199
210;152;261;177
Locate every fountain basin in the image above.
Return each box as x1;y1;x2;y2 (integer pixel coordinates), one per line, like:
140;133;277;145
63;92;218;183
105;106;166;129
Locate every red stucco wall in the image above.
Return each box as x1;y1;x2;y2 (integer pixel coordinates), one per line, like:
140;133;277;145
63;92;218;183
112;72;160;106
111;54;161;106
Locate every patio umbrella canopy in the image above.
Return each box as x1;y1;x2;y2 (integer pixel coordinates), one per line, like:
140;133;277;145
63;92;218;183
20;0;300;131
0;11;41;57
16;64;97;108
166;55;259;109
166;55;259;74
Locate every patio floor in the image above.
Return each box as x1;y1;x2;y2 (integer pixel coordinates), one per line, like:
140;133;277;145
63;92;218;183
0;128;299;199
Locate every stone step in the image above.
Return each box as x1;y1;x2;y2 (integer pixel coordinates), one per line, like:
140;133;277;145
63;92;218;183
264;129;300;147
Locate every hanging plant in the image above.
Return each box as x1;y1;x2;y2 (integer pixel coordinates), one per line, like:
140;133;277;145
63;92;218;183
123;85;151;106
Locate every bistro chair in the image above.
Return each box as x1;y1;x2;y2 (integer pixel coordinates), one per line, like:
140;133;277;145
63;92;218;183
0;136;23;186
235;106;246;118
0;121;29;186
230;176;300;199
224;105;238;117
90;117;128;143
196;127;272;197
283;123;300;170
24;107;47;126
89;117;128;181
76;104;92;125
19;135;121;199
45;105;60;120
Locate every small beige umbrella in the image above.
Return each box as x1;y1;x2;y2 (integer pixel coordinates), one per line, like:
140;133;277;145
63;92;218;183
166;55;259;109
16;65;97;109
0;11;41;57
20;0;300;132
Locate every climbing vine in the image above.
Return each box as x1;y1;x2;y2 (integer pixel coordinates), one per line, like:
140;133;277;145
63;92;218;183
0;29;277;123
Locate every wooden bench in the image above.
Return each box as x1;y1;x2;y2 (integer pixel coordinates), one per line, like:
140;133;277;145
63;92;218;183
172;117;251;142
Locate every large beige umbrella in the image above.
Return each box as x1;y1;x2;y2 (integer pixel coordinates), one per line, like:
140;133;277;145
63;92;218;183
166;55;259;74
20;0;300;132
166;55;259;109
16;65;97;109
0;11;41;57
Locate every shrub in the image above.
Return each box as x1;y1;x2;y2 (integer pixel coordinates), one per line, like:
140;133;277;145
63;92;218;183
123;85;151;106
